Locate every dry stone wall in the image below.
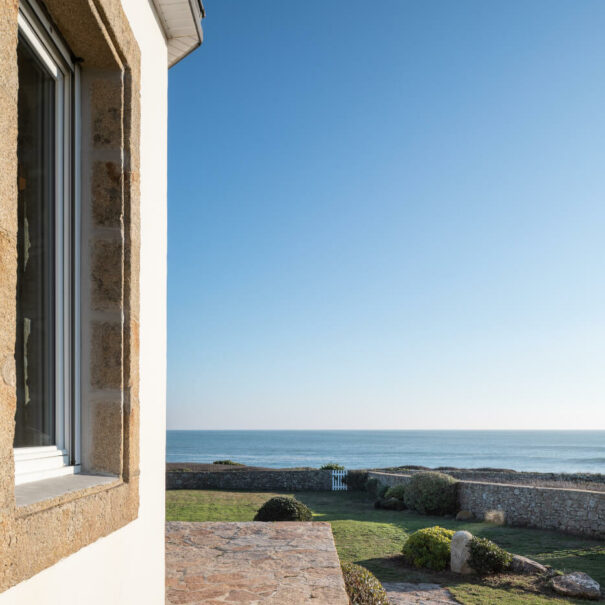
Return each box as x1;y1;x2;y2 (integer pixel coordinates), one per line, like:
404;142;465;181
167;469;333;491
367;471;605;539
458;480;605;539
384;468;605;490
368;471;412;488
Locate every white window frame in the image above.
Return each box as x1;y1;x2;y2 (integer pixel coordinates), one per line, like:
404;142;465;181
14;0;80;486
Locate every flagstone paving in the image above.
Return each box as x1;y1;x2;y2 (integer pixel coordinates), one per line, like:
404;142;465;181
383;582;459;604
166;521;349;604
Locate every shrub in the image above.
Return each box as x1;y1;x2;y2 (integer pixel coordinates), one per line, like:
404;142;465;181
402;526;455;571
403;471;458;515
384;484;406;501
254;497;313;522
379;497;406;511
468;537;512;574
345;470;369;491
320;462;345;470
341;562;389;605
366;478;388;498
213;460;243;466
365;478;380;497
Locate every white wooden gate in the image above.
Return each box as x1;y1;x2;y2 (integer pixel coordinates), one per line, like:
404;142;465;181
331;469;348;491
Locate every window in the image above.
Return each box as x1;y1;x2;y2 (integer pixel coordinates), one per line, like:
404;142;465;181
14;0;80;485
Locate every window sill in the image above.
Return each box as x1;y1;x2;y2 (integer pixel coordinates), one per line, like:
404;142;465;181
15;472;119;510
14;453;77;486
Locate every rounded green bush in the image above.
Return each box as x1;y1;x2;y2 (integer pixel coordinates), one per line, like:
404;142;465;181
253;496;313;522
468;536;512;574
320;462;345;470
213;460;243;466
341;562;389;605
384;484;406;501
402;526;455;571
403;471;458;515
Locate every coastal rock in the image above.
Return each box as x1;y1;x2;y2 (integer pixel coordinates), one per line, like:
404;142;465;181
510;554;547;575
450;531;473;574
456;510;474;521
551;572;601;600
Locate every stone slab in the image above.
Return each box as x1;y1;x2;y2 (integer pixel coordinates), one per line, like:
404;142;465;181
383;582;459;604
166;521;349;604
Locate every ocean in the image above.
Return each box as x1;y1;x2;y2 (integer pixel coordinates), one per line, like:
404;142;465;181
166;430;605;473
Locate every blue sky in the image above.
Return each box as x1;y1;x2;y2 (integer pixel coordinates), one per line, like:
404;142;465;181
167;0;605;430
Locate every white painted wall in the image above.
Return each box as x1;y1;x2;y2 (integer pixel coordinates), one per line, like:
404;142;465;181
1;1;169;603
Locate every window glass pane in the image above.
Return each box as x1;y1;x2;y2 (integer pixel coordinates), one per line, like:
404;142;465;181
14;36;56;448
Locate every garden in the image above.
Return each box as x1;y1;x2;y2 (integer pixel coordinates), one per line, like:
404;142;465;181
167;472;604;604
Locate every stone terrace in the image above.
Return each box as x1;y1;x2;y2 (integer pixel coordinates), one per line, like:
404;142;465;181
166;521;349;604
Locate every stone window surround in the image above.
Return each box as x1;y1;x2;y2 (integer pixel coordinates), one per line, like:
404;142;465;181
0;0;141;593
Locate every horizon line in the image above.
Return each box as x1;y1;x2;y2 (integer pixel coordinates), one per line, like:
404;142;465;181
166;428;605;432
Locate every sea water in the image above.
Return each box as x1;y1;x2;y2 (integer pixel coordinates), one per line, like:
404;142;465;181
166;430;605;473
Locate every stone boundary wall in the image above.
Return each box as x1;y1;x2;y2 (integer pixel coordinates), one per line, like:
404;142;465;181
167;470;333;491
367;471;605;539
458;480;605;539
368;471;412;489
375;468;605;489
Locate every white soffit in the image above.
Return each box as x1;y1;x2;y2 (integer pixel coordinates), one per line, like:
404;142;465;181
152;0;204;67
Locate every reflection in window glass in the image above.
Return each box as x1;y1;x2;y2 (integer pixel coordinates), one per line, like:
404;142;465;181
14;36;56;447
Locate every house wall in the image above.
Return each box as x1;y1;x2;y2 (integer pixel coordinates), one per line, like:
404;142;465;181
0;1;168;603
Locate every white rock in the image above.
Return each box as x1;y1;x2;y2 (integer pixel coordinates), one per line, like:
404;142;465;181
450;530;473;574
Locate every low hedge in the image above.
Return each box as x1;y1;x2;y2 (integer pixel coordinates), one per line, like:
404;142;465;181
213;460;243;466
341;562;389;605
254;496;313;522
402;526;455;571
468;536;512;574
403;471;458;515
320;462;345;470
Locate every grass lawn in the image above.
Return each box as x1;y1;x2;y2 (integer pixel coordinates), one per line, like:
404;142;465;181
166;489;605;604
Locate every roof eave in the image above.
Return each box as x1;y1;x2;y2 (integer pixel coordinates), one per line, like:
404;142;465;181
152;0;204;68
